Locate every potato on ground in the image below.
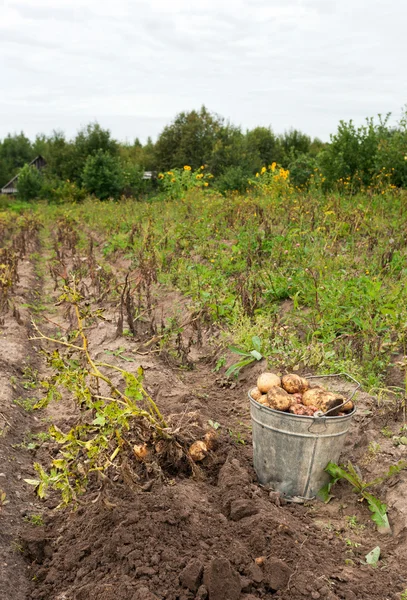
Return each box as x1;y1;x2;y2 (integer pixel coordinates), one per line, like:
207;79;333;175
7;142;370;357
257;373;281;393
281;373;309;394
267;387;292;412
189;440;208;462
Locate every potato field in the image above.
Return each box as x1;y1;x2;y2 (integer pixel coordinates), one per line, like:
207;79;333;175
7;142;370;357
0;187;407;600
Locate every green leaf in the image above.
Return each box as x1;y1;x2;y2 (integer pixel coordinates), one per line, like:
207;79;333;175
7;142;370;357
251;336;262;353
324;462;361;489
229;346;251;357
317;482;334;503
92;415;106;426
24;478;40;487
250;350;263;361
225;357;255;377
363;492;391;532
365;546;380;566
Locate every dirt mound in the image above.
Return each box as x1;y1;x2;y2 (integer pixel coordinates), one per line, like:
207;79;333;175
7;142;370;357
23;446;402;600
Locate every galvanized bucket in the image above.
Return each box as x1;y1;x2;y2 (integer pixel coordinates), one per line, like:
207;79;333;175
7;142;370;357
249;373;358;500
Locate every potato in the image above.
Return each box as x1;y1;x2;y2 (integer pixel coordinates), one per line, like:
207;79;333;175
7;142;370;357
281;374;309;394
204;430;218;451
291;392;303;404
257;394;269;405
289;404;306;415
302;388;326;407
267;387;292;412
303;389;345;415
251;387;262;401
342;399;354;413
257;372;281;393
318;392;347;415
133;443;149;461
189;440;208;462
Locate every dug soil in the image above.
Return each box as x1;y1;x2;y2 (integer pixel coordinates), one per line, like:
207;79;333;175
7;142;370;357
1;241;407;600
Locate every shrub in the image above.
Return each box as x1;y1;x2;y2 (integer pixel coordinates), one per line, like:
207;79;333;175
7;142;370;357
82;150;123;200
16;164;43;201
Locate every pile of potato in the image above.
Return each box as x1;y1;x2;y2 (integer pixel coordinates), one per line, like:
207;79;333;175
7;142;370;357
251;373;354;417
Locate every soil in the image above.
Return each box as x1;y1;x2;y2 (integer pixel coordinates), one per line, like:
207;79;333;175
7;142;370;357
1;235;407;600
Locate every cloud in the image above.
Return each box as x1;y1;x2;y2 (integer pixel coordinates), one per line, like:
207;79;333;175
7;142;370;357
0;0;406;142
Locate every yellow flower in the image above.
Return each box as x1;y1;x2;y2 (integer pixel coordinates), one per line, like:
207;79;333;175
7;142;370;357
255;172;259;178
158;173;164;179
196;174;203;179
204;182;209;187
184;165;191;171
171;178;176;183
261;166;266;174
167;171;173;175
271;162;276;171
200;165;205;170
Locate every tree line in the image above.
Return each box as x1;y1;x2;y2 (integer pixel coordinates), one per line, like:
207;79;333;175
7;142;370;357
1;105;407;201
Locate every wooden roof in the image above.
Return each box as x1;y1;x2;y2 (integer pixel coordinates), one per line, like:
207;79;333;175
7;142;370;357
1;155;47;194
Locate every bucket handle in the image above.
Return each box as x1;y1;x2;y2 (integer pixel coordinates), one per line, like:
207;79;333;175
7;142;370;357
305;372;361;418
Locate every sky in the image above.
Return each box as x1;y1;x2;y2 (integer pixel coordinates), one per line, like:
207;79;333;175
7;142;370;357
1;0;406;144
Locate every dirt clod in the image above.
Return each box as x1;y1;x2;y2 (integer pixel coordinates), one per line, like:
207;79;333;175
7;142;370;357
203;557;241;600
229;498;258;521
179;558;204;592
263;557;293;591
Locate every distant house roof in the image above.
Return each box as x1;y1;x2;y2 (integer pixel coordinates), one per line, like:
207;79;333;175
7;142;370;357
1;155;47;195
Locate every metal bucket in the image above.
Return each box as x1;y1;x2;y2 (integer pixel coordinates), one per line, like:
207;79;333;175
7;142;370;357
249;374;358;500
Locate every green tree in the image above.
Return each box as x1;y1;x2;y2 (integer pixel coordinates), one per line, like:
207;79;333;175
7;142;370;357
318;115;391;189
154;106;223;171
279;129;311;166
82;150;123;200
0;133;34;187
16;163;43;201
246;126;283;168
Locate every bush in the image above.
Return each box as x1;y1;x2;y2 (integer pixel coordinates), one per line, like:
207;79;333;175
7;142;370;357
289;154;318;188
215;165;251;195
82;150;123;200
16;164;43;201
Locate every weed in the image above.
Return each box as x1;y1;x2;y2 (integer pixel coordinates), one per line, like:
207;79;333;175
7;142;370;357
345;515;365;531
0;489;9;508
213;356;226;373
226;336;264;378
319;460;407;532
24;514;44;526
13;397;39;412
228;428;246;445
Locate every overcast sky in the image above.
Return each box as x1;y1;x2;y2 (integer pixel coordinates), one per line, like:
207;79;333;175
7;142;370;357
1;0;406;143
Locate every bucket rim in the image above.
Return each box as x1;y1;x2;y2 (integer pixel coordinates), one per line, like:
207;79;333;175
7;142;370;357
248;388;356;420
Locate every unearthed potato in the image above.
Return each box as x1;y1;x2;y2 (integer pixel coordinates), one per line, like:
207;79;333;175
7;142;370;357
281;374;309;394
251;387;263;401
204;430;218;451
302;388;326;407
257;373;281;393
133;443;149;461
267;387;292;412
342;399;354;413
289;404;306;415
291;392;303;404
303;389;345;415
189;440;208;462
257;394;269;406
318;392;347;415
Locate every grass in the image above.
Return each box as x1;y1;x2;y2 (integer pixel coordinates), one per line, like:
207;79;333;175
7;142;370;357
9;186;407;397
